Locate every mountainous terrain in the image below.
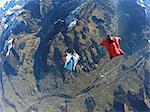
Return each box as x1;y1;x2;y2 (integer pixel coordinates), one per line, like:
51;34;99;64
0;0;150;112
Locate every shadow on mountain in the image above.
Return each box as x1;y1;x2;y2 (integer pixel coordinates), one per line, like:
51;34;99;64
112;86;127;112
12;21;31;35
118;0;147;54
4;60;16;76
85;96;96;112
92;16;105;25
23;1;41;19
53;47;65;82
112;86;149;112
144;53;150;99
127;90;149;111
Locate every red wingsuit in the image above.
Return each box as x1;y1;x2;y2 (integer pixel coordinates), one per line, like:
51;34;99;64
101;36;124;59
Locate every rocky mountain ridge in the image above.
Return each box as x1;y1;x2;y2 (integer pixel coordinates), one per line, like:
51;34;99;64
0;0;150;111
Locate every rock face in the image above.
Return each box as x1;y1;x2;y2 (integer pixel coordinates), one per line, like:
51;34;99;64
0;0;150;111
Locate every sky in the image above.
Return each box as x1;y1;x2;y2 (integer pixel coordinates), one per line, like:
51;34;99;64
0;0;11;8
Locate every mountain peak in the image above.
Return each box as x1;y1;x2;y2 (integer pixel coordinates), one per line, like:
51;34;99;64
0;0;150;111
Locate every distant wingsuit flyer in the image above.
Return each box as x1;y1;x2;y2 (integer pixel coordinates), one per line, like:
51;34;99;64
99;35;124;59
3;38;15;57
64;52;80;71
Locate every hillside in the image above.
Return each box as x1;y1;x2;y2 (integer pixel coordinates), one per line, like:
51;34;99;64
0;0;150;111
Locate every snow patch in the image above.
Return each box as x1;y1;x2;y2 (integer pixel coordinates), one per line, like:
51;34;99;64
136;0;145;7
0;0;11;8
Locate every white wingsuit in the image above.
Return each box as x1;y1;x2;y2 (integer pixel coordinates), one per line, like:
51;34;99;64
64;52;80;71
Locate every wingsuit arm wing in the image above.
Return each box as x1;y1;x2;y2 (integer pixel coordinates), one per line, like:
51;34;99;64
64;53;72;68
73;53;80;70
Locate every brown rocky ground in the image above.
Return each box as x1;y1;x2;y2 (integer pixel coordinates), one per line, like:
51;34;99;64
0;0;150;112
